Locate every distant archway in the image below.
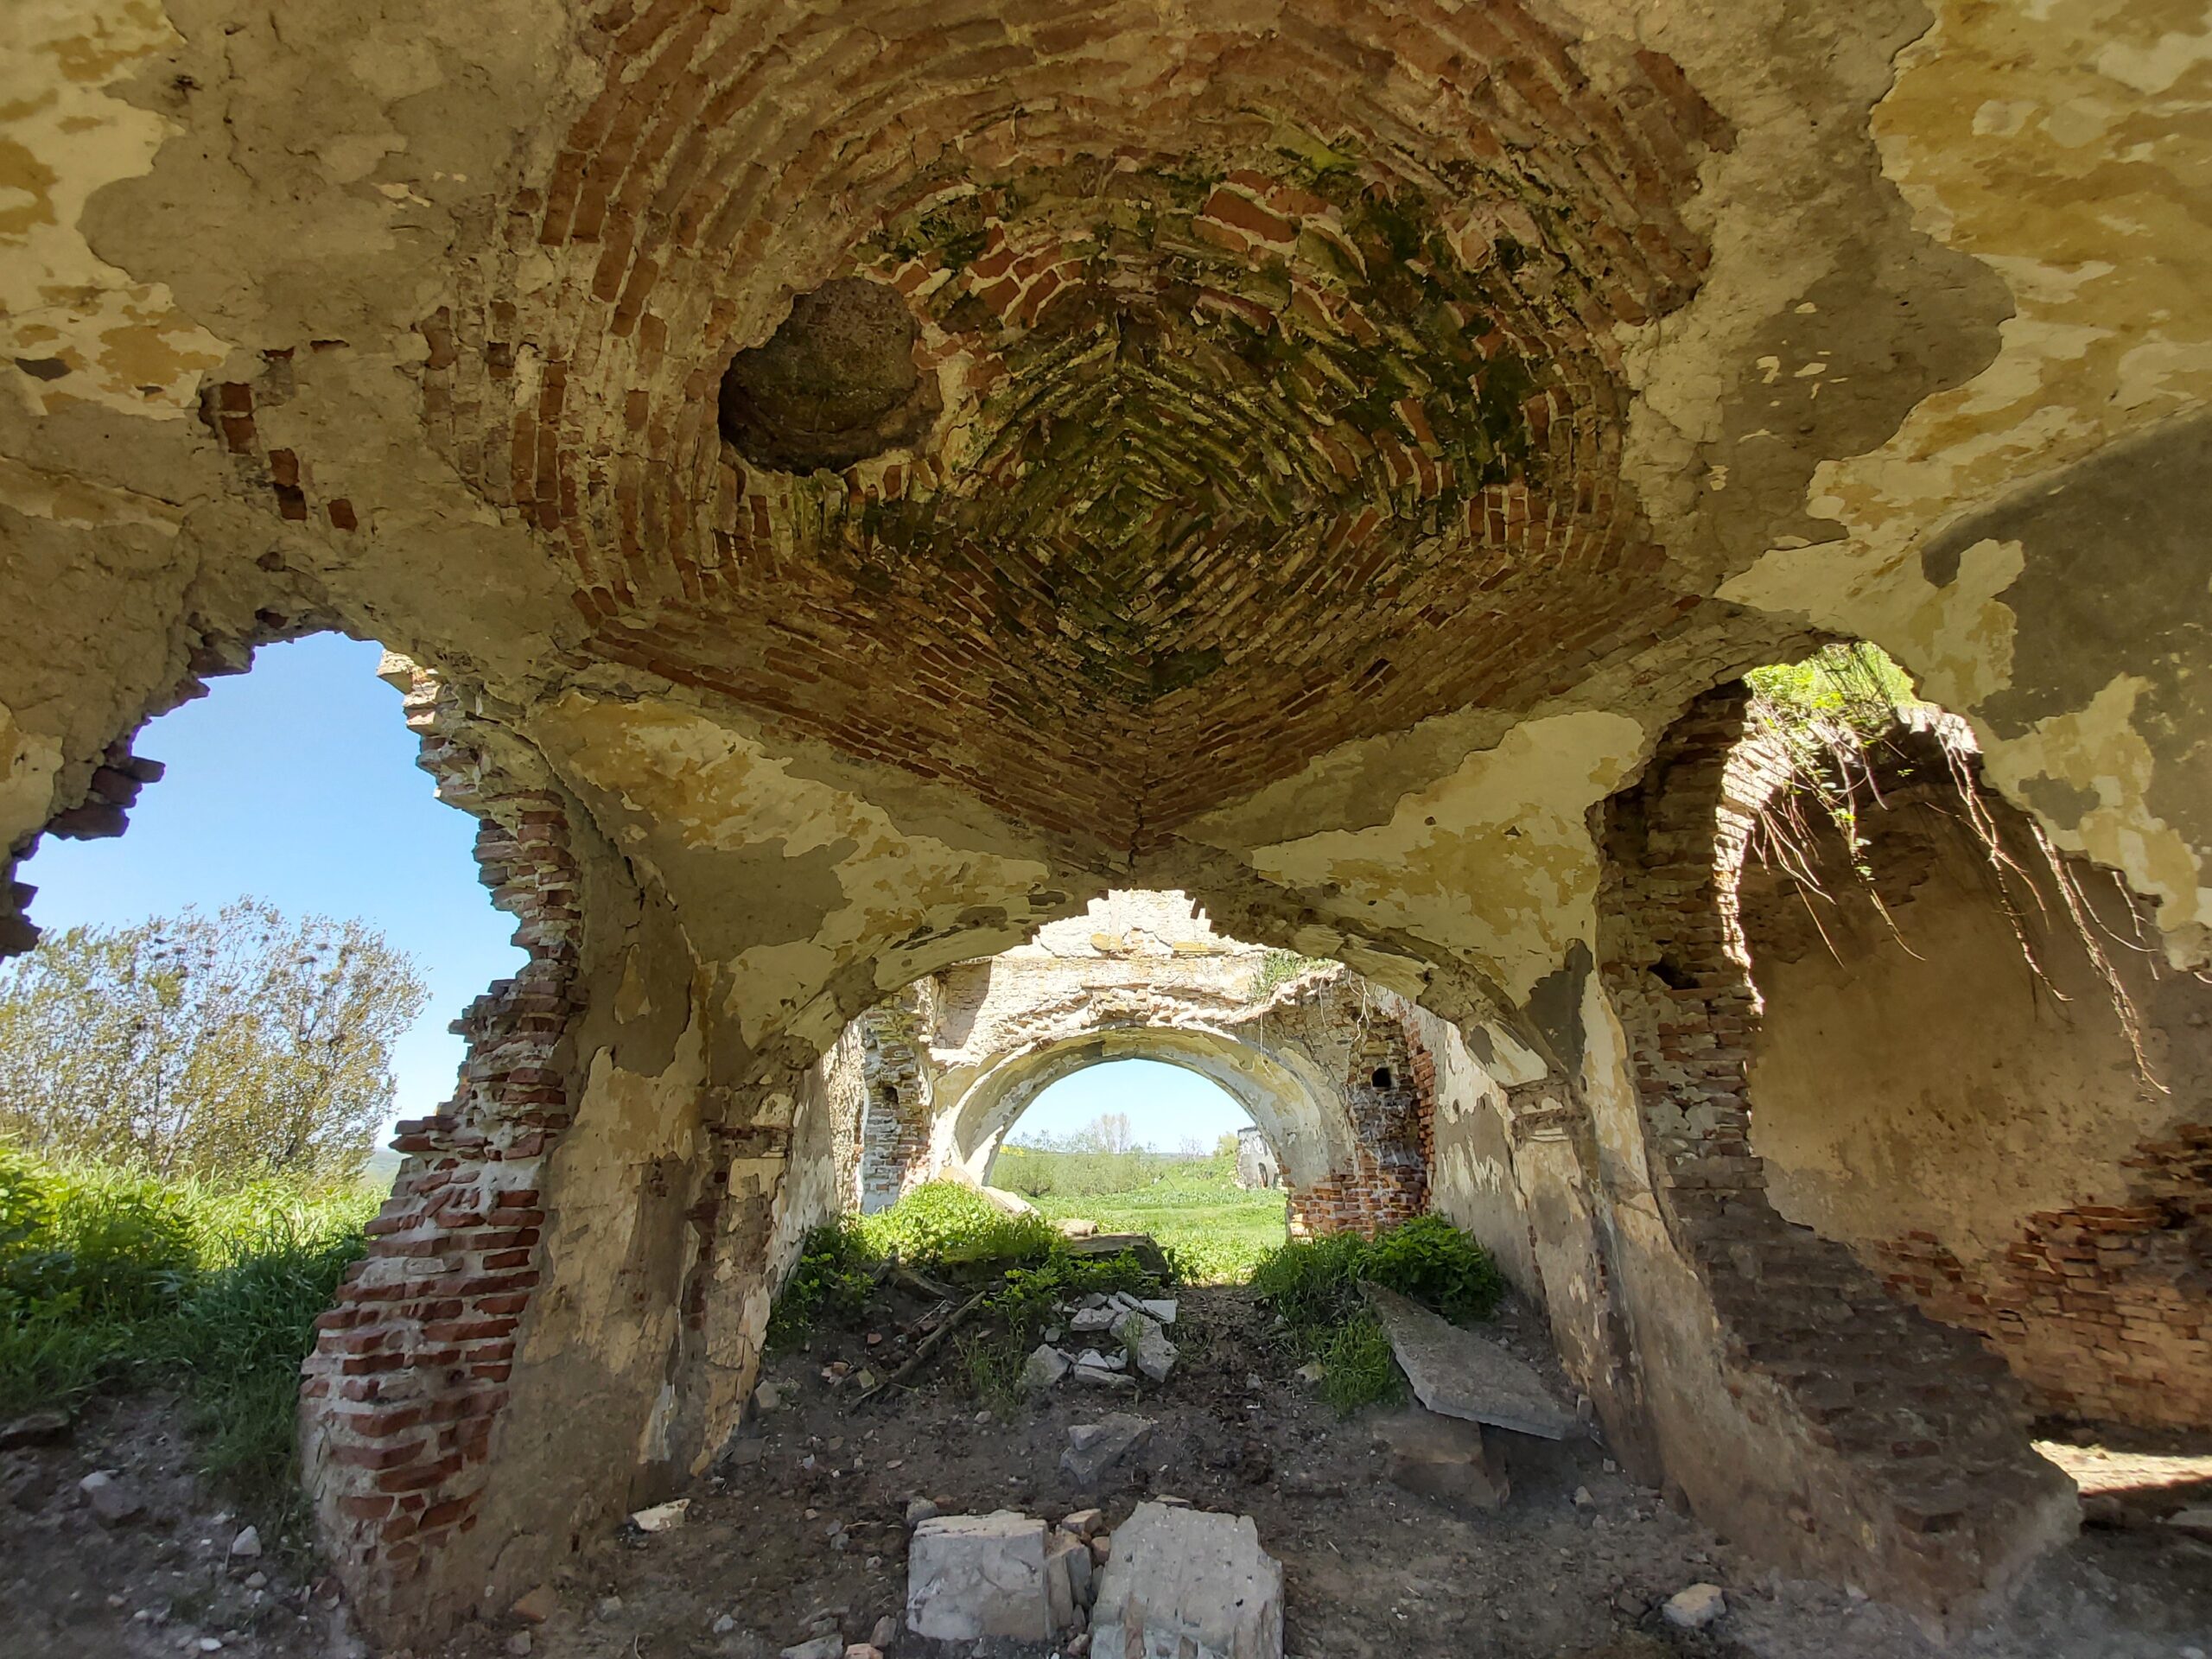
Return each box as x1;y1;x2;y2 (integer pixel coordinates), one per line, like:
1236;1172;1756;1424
950;1027;1344;1191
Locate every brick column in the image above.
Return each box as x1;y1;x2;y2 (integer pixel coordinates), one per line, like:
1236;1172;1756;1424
298;674;582;1635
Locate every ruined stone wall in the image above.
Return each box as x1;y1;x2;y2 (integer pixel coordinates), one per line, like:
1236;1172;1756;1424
1283;995;1427;1238
853;985;939;1212
1736;739;2212;1429
1590;690;2075;1629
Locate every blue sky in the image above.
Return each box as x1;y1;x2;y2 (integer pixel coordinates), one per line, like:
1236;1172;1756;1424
20;634;1253;1154
19;634;523;1136
1007;1058;1251;1150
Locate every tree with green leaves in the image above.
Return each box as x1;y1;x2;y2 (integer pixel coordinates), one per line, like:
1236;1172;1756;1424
0;900;427;1182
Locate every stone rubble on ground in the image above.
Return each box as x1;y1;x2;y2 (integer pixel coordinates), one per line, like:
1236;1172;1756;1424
780;1637;844;1659
2165;1506;2212;1541
1371;1408;1510;1514
510;1585;558;1624
229;1525;263;1559
906;1511;1069;1642
1116;1311;1179;1382
79;1469;145;1526
0;1408;72;1450
1662;1583;1728;1630
1020;1343;1071;1394
1088;1502;1284;1659
629;1497;690;1532
1060;1414;1155;1490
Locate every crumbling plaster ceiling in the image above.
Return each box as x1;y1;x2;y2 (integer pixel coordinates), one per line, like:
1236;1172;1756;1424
2;0;2208;1081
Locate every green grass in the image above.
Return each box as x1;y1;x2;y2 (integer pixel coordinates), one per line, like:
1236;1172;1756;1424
1027;1173;1287;1284
0;1144;376;1529
766;1180;1169;1357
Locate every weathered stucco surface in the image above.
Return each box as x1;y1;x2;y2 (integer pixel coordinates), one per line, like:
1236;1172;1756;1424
3;0;2205;1638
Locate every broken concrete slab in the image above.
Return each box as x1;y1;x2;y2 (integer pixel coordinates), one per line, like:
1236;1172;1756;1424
1089;1502;1283;1659
906;1511;1056;1641
1371;1408;1510;1514
1363;1283;1572;1439
1060;1414;1154;1490
1045;1526;1094;1630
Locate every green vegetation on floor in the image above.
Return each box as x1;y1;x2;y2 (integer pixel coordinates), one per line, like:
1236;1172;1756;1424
1251;1214;1503;1413
0;1144;375;1529
766;1180;1167;1360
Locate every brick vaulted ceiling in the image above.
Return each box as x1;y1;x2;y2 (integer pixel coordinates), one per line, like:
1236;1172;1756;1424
421;0;1732;850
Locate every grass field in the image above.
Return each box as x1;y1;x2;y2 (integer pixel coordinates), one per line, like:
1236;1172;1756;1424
1015;1159;1288;1283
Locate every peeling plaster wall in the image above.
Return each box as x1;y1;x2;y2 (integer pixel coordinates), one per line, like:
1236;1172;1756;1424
1738;749;2212;1428
1395;998;1538;1296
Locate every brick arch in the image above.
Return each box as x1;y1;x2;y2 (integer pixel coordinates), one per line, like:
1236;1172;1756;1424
953;1031;1329;1197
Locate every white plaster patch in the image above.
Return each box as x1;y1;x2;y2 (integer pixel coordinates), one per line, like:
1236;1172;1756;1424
1979;674;2212;948
1245;711;1649;1001
0;0;229;416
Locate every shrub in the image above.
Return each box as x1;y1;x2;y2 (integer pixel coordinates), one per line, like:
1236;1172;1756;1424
852;1180;1059;1272
763;1181;1174;1390
1361;1215;1503;1323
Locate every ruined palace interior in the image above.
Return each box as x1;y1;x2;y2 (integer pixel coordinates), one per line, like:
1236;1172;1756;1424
2;0;2207;1649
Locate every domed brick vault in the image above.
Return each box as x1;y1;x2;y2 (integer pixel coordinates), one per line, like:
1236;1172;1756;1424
3;0;2209;1643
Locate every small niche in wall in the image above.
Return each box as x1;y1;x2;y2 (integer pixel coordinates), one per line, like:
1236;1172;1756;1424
879;1083;899;1108
1371;1065;1393;1090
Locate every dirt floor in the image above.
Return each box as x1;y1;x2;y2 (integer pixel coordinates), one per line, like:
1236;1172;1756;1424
3;1289;2209;1659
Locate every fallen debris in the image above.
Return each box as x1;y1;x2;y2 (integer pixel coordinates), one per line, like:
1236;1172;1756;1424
1371;1408;1510;1514
1060;1414;1154;1490
0;1408;71;1451
629;1497;690;1533
78;1470;145;1526
906;1511;1066;1641
1662;1583;1727;1630
1020;1343;1071;1394
1363;1283;1572;1439
1117;1310;1179;1382
1089;1502;1284;1659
